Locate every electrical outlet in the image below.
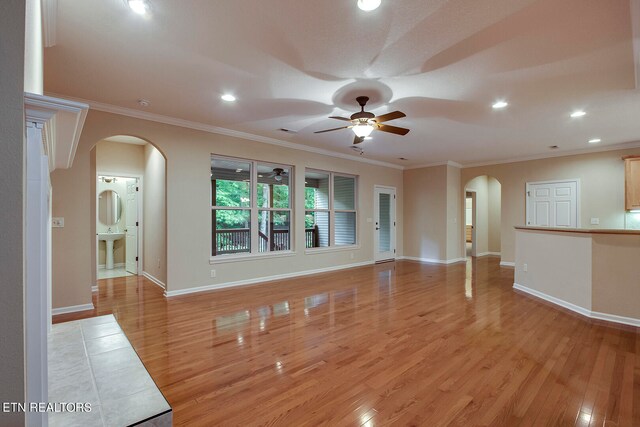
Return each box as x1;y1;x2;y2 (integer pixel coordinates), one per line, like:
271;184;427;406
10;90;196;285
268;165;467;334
210;269;216;278
590;217;600;225
52;217;64;228
523;263;528;272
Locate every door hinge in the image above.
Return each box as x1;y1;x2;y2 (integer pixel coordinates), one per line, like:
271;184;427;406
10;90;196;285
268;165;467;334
136;187;139;191
394;194;396;199
394;221;396;226
135;256;138;261
136;221;139;226
394;249;396;253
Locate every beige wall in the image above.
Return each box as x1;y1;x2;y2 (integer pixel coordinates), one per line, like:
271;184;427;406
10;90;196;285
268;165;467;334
462;148;640;263
592;234;640;319
143;144;167;284
514;230;592;309
446;165;462;260
51;110;403;304
403;165;448;261
96;140;145;175
515;229;640;322
0;0;26;423
488;177;501;253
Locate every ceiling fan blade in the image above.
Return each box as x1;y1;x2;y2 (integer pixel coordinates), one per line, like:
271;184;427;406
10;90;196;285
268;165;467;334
314;126;351;134
377;124;410;136
374;111;406;123
329;116;353;122
353;135;365;145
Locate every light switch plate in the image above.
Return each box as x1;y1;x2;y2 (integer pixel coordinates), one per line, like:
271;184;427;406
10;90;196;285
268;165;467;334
590;217;600;225
52;217;64;228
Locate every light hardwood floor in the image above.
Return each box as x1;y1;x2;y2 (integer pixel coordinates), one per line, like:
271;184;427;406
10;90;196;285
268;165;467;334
54;258;640;426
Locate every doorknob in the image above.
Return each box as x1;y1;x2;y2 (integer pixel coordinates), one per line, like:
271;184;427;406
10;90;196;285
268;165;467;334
375;227;380;230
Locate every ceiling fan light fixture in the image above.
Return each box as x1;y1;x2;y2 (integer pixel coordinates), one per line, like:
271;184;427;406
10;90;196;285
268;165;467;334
357;0;381;11
353;123;374;137
274;175;282;182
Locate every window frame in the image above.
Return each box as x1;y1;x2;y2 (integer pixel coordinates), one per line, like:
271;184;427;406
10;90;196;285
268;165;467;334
210;155;294;262
305;169;359;253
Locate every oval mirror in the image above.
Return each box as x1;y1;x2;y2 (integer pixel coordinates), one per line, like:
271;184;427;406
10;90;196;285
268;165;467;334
98;190;122;226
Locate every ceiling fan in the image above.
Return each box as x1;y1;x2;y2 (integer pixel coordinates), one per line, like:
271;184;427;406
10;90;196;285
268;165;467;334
314;96;410;145
268;168;288;182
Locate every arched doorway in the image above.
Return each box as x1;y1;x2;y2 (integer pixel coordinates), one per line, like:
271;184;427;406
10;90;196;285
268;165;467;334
91;135;167;288
464;175;501;258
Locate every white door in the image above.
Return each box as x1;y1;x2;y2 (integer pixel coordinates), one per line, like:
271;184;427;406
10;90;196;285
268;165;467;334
374;186;396;262
125;180;139;274
526;180;578;228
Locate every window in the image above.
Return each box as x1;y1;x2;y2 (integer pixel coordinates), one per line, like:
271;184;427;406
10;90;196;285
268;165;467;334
305;170;357;249
211;156;292;257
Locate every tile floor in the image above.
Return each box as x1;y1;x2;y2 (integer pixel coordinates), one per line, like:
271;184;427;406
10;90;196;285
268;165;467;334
97;267;134;280
48;315;171;426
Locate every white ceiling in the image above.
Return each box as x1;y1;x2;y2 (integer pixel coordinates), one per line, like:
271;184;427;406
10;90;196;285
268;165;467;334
45;0;640;167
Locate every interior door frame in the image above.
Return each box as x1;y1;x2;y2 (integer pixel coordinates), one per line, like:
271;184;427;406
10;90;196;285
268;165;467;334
525;178;581;228
465;190;477;257
373;185;397;262
96;171;143;278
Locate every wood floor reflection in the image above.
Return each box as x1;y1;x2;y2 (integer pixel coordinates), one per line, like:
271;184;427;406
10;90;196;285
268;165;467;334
54;258;640;426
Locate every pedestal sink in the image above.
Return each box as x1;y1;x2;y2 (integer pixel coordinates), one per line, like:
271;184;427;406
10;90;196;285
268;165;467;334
98;232;125;269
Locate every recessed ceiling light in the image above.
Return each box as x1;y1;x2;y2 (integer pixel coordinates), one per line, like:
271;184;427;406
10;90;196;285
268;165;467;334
588;138;601;144
570;110;586;118
492;100;508;109
137;99;151;107
221;94;236;102
357;0;381;11
127;0;149;15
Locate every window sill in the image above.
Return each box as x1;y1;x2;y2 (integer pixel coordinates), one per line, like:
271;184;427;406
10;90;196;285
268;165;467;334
305;245;360;255
209;251;297;264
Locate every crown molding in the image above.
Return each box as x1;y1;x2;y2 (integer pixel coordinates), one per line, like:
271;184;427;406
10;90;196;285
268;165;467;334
405;160;463;170
460;140;640;169
45;93;405;171
42;0;57;47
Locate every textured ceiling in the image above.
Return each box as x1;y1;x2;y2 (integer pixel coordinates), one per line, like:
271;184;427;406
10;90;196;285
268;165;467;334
45;0;640;166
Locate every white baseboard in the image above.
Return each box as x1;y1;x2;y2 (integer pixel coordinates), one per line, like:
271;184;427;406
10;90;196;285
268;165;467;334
399;256;466;265
52;303;95;316
500;261;515;267
98;263;125;270
142;271;166;290
513;283;640;328
165;260;374;297
589;311;640;328
476;252;501;257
